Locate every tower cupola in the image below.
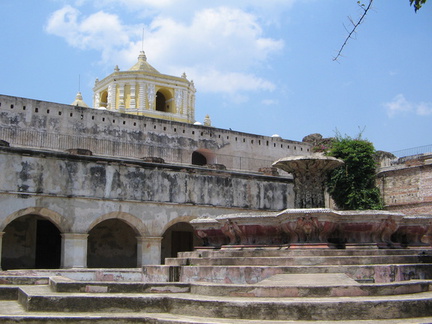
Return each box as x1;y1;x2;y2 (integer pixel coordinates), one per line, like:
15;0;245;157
92;51;196;123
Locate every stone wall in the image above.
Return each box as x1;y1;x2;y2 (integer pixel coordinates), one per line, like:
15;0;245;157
0;95;311;173
0;146;294;268
377;157;432;215
0;147;292;211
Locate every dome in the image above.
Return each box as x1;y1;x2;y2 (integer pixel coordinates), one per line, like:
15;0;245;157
71;92;89;108
128;51;160;74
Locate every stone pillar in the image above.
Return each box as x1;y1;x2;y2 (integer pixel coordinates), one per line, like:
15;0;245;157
147;84;156;110
94;92;100;108
118;83;125;112
137;236;163;266
0;232;4;270
61;233;88;268
108;83;115;110
130;82;136;109
138;82;146;112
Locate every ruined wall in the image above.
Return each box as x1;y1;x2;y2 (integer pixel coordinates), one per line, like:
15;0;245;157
0;147;294;234
377;161;432;215
0;95;311;172
0;147;292;211
0;145;294;267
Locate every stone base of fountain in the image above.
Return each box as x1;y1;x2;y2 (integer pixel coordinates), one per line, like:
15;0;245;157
192;208;432;249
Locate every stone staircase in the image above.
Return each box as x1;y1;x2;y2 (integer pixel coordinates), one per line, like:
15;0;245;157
1;247;432;323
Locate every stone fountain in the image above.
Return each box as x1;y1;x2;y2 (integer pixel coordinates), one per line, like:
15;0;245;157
191;154;432;249
273;154;344;208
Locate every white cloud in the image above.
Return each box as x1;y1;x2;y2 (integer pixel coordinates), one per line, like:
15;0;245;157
146;7;283;70
189;68;276;94
384;94;432;117
45;5;284;96
45;5;140;63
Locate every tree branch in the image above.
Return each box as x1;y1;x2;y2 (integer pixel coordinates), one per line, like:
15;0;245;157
333;0;374;61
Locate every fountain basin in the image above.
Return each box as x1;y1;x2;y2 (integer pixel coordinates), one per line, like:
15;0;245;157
191;209;429;249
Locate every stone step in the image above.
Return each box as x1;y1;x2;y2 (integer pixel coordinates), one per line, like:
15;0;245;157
189;276;432;298
0;285;19;300
0;275;50;285
48;274;432;298
2;299;432;324
18;285;167;313
166;255;426;266
173;263;432;284
0;276;51;301
178;248;432;259
16;285;432;321
50;276;190;294
0;269;143;282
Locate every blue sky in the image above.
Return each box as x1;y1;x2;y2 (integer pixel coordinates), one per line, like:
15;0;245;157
1;1;431;154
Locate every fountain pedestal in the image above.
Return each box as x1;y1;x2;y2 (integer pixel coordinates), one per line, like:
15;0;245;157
272;154;344;208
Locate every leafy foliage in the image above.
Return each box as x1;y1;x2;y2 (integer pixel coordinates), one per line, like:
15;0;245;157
410;0;428;12
326;134;383;210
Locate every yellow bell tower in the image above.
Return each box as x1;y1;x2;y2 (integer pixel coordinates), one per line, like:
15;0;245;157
93;51;196;123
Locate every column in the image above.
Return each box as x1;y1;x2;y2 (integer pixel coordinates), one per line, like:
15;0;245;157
118;83;125;112
0;232;4;270
61;233;88;268
93;92;100;108
137;236;163;266
108;83;115;110
130;83;136;109
147;84;156;110
138;82;146;112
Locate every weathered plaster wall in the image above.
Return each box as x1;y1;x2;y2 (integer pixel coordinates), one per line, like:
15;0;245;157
0;146;293;267
0;95;311;172
377;162;432;215
0;147;294;235
0;147;293;212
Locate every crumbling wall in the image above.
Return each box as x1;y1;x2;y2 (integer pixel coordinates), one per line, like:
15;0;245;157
377;162;432;215
0;147;294;212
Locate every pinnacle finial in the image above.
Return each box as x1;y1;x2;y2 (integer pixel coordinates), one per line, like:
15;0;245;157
138;51;147;61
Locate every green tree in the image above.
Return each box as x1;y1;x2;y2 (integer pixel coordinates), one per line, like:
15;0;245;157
326;135;382;210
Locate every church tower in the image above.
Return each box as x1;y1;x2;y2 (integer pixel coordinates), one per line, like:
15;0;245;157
92;51;196;123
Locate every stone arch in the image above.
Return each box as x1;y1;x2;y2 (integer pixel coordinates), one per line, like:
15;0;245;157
1;214;62;270
155;88;174;113
87;212;148;237
160;216;202;263
0;207;69;233
86;212;147;268
87;218;138;268
192;148;216;166
99;90;108;108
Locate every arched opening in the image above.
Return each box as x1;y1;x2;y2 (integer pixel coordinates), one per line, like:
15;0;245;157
192;151;207;165
156;91;166;112
160;222;201;264
87;219;138;268
1;215;61;270
155;89;174;113
100;91;108;108
192;149;216;166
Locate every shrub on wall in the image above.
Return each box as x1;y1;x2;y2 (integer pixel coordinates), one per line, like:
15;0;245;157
326;134;383;210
